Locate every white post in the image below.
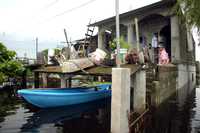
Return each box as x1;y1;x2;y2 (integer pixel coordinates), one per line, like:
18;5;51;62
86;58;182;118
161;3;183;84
98;27;104;50
115;0;120;67
135;18;140;52
171;16;180;63
111;68;130;133
127;23;134;48
60;74;66;88
42;73;48;88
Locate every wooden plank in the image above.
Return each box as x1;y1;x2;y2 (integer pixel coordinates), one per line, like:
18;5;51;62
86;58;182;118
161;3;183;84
33;63;140;76
34;66;63;73
80;64;141;76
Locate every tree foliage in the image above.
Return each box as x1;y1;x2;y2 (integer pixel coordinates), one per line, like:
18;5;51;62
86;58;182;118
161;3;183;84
109;36;130;51
0;42;24;83
176;0;200;31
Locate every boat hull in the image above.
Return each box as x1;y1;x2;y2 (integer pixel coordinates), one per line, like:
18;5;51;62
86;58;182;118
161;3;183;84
18;84;111;108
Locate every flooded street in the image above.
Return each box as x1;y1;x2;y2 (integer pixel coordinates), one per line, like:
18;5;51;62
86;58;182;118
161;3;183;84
147;86;200;133
188;87;200;133
0;87;200;133
0;0;199;132
0;88;111;133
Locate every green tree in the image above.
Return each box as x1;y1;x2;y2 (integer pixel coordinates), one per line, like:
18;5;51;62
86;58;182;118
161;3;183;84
0;42;24;84
176;0;200;31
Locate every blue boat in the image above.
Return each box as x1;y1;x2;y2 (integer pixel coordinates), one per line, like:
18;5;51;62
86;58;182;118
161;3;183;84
17;84;111;108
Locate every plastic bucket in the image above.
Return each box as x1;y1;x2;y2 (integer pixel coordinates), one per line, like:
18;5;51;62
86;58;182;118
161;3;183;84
115;48;128;64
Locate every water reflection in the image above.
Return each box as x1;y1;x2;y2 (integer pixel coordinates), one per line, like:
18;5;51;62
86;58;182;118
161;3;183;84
190;87;200;133
0;87;21;124
21;99;111;133
0;88;110;133
1;86;200;133
149;87;198;133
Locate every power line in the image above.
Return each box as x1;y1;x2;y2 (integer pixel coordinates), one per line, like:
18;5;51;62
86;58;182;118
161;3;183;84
34;0;97;25
42;0;59;10
51;0;96;18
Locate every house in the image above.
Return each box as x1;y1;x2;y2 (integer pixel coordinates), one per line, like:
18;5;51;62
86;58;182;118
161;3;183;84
89;0;196;106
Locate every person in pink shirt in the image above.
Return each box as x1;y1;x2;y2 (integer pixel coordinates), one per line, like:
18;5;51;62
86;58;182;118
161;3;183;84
158;47;169;65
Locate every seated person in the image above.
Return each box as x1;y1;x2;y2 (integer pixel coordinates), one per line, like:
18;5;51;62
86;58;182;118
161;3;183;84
158;47;169;65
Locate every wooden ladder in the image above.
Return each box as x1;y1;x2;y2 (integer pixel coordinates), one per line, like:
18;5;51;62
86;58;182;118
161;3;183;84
78;20;95;57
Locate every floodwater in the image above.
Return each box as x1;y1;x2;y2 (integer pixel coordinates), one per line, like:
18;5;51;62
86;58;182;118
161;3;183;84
0;88;111;133
148;86;200;133
0;87;200;133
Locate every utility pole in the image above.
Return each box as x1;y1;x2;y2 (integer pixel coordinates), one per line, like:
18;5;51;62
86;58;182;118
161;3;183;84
115;0;120;68
36;37;38;60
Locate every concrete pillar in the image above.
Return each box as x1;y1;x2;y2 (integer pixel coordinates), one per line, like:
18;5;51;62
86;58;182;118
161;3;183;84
111;68;130;133
186;28;193;52
60;74;66;88
177;64;189;107
188;65;196;93
98;76;102;82
34;72;39;88
127;23;136;48
42;73;48;88
98;27;105;50
171;16;181;63
132;70;146;113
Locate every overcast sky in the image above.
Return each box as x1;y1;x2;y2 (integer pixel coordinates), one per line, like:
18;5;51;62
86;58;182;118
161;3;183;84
0;0;199;60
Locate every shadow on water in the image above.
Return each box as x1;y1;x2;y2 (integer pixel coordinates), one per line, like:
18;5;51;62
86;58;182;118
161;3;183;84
21;99;111;133
0;86;22;124
2;86;200;133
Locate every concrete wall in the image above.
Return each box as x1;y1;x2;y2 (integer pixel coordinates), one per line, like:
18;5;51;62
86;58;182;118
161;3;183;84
151;65;177;107
176;64;196;106
150;64;196;107
177;64;196;90
196;62;200;85
171;16;195;64
132;70;146;113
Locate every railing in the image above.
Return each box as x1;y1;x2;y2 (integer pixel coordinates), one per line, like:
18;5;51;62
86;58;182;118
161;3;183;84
128;109;151;133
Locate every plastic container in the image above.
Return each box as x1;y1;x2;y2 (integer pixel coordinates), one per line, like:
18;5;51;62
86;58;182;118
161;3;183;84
88;48;107;64
115;48;128;64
